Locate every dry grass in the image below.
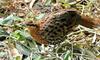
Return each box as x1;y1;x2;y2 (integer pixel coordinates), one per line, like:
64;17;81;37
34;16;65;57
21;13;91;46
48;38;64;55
0;0;100;60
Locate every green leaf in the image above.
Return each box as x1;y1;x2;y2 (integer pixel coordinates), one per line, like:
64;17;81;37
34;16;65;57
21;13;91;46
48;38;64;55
64;50;72;60
16;56;21;60
11;30;29;41
0;51;7;57
0;14;23;25
0;14;14;25
0;29;8;35
13;16;23;21
34;56;41;60
16;42;31;56
0;29;9;40
26;37;37;48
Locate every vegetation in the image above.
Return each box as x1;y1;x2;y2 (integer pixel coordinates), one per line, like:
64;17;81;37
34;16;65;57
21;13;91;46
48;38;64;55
0;0;100;60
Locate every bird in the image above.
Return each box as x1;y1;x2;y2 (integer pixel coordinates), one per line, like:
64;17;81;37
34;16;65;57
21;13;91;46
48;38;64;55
25;10;100;45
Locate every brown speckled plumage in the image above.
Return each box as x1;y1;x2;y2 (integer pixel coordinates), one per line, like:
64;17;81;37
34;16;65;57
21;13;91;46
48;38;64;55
26;10;100;45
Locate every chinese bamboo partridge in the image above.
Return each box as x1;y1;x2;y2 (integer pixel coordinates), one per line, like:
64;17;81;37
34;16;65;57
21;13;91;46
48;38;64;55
26;10;100;45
